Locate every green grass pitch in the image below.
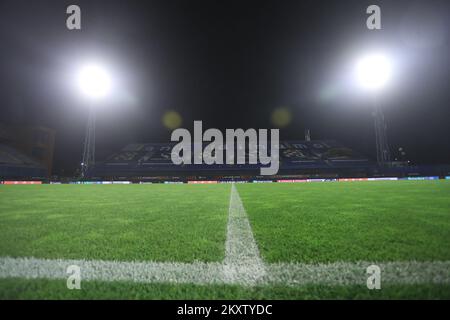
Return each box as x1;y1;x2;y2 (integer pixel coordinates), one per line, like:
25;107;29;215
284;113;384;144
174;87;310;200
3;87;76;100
0;180;449;299
0;184;230;262
237;180;450;263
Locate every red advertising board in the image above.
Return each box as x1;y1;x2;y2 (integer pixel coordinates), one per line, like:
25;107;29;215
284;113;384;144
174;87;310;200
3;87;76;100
3;181;42;185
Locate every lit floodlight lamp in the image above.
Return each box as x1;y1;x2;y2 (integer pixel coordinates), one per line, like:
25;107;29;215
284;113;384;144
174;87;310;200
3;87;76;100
354;53;392;166
77;63;111;179
356;54;391;90
78;64;111;99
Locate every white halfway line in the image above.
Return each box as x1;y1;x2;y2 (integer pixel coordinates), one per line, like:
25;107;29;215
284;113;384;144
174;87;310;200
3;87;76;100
223;184;266;285
1;257;449;286
0;184;449;286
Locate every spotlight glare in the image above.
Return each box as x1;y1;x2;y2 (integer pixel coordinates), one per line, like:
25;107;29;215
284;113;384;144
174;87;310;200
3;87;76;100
356;54;391;90
78;64;111;99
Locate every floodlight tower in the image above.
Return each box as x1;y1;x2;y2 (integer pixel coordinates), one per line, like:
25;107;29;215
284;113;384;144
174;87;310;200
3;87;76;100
81;106;96;178
78;65;111;178
356;54;392;166
372;97;391;165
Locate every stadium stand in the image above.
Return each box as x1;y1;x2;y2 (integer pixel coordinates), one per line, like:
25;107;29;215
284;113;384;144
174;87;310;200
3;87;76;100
91;140;374;179
0;144;47;178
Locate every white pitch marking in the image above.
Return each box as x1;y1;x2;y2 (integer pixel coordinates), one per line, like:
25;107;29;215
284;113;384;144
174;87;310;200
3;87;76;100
0;257;224;285
1;257;449;286
223;184;266;285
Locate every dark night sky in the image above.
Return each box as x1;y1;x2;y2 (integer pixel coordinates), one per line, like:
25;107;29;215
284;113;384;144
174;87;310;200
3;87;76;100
0;0;449;174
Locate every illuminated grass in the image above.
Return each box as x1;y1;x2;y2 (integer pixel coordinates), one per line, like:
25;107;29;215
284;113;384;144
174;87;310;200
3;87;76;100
1;180;449;299
237;180;450;263
0;184;229;262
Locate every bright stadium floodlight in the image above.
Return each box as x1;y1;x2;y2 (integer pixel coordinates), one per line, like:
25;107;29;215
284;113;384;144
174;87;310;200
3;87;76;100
77;63;111;179
356;53;391;91
78;64;111;99
355;52;392;166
